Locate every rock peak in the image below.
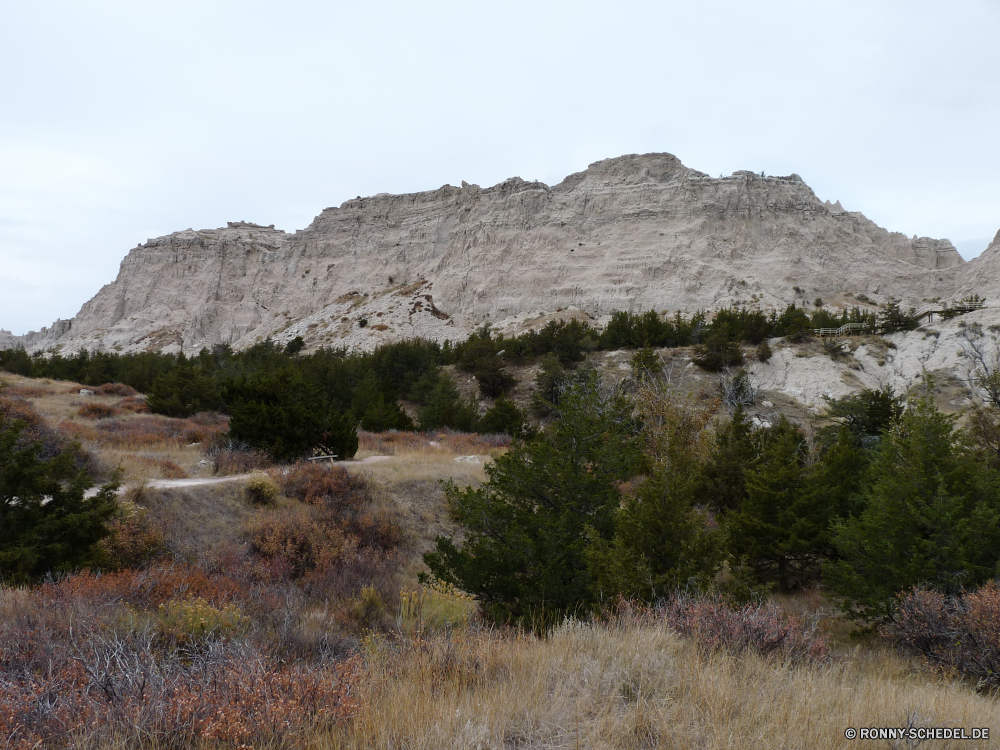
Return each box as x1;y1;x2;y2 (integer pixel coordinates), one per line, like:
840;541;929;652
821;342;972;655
2;152;992;355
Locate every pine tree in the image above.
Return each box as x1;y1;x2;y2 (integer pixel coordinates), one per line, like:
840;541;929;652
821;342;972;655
588;386;721;599
223;369;358;461
1;415;118;583
697;405;760;513
479;397;532;438
826;397;1000;620
415;374;479;431
725;419;830;590
424;372;640;626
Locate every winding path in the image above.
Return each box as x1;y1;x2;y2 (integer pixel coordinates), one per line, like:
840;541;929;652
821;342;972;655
84;455;394;497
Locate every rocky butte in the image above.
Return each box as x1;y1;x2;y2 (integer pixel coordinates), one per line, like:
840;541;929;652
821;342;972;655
5;152;999;355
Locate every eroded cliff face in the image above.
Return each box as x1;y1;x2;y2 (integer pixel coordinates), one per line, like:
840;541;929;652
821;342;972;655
7;152;991;355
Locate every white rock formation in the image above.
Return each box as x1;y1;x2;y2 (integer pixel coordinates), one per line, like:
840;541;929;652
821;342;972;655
4;153;996;355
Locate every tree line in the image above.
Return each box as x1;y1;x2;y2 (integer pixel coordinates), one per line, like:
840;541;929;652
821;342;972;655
0;302;902;455
425;375;1000;629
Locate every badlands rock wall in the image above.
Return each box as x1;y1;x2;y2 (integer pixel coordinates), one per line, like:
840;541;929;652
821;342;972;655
7;152;992;355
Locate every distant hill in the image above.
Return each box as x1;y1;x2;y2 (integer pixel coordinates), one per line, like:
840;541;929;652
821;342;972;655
6;152;998;355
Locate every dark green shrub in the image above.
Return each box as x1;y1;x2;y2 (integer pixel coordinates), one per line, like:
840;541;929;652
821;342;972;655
529;355;567;417
755;339;773;363
826;397;1000;620
223;369;358;462
416;375;479;432
0;415;118;583
479;397;532;438
692;333;743;372
424;372;641;627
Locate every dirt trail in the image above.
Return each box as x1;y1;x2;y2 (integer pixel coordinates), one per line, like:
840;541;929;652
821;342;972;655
84;455;394;497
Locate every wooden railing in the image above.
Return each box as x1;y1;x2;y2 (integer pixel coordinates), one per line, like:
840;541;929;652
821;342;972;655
812;300;987;337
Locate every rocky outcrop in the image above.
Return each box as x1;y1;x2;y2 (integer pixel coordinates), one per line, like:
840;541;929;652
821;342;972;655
4;152;991;355
0;329;18;350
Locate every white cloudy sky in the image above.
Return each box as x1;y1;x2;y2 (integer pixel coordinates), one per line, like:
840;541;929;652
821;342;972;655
1;0;998;335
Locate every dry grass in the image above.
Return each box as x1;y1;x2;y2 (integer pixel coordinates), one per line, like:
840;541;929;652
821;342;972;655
135;482;255;560
318;618;1000;750
1;373;225;481
357;428;510;458
344;435;502;574
4;374;998;749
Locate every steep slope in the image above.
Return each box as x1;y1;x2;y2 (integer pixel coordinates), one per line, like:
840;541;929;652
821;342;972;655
6;152;977;355
957;228;1000;302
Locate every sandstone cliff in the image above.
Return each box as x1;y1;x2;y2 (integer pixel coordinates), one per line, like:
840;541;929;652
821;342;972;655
6;152;994;355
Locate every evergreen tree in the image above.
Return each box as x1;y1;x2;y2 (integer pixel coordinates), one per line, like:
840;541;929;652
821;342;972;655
351;373;413;431
147;359;222;417
697;405;760;513
826;397;1000;620
529;354;568;418
0;415;118;583
823;387;903;446
223;369;358;461
725;419;830;590
415;374;479;431
424;373;641;626
588;388;721;599
692;331;743;372
479;397;532;438
807;425;869;522
360;394;414;432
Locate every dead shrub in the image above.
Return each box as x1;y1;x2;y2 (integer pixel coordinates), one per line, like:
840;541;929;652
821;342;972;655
278;461;370;510
78;401;124;419
0;382;54;397
117;395;151;414
155;597;250;646
0;628;359;749
247;508;352;580
134;455;188;478
3;395;100;473
214;447;272;475
358;428;511;456
39;563;250;612
94;382;138;397
246;491;403;607
608;594;828;664
95;505;168;571
59;413;228;450
888;582;1000;692
302;547;402;609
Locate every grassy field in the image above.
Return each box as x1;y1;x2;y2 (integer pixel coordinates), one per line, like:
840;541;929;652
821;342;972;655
2;372;999;749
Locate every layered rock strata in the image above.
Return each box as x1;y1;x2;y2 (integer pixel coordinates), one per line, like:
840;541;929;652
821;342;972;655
6;153;996;355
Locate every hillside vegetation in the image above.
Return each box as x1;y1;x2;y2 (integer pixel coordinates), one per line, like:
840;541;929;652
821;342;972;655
3;301;1000;747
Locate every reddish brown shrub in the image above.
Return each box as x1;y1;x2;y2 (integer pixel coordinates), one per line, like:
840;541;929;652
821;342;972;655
0;382;54;397
0;632;359;749
889;583;1000;692
607;594;828;664
3;396;99;472
247;500;402;606
247;508;371;580
94;382;138;397
95;515;167;571
117;395;151;413
58;413;228;449
39;564;249;611
279;461;370;510
358;428;511;455
134;455;188;478
77;401;123;419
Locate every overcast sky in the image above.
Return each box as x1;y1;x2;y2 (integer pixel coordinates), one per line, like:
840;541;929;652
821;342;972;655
1;0;998;335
